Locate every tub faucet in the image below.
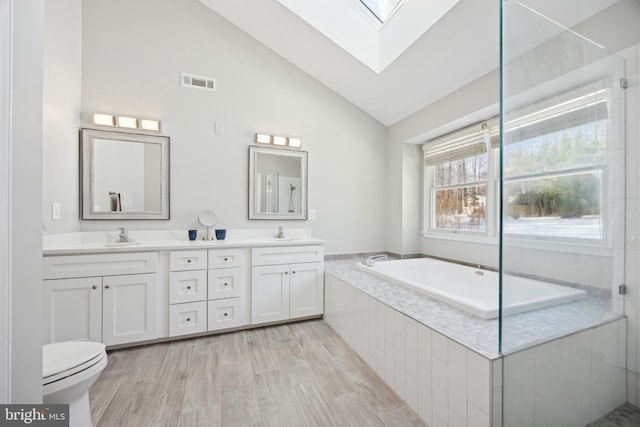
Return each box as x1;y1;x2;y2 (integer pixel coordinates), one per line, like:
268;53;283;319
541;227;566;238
362;254;388;267
118;227;131;242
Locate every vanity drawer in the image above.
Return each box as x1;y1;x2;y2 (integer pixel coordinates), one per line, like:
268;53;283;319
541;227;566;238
169;301;207;337
170;270;207;304
251;245;324;266
169;250;208;271
208;298;243;331
43;252;158;279
208;268;243;300
208;248;243;269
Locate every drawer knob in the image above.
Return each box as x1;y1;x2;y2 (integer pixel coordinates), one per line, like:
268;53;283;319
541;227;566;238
186;318;191;322
186;286;191;290
224;283;228;287
91;285;97;290
224;257;228;261
285;271;288;275
104;285;110;289
187;259;192;263
292;271;296;274
223;313;228;317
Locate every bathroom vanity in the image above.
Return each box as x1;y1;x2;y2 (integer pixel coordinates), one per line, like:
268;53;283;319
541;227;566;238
42;229;325;348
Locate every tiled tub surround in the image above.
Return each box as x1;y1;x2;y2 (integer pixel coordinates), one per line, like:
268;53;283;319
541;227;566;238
325;259;627;427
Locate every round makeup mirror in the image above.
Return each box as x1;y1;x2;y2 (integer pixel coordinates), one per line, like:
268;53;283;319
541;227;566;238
198;209;218;240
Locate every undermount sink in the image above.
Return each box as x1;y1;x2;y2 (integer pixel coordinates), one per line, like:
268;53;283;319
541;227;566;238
272;237;301;241
103;241;142;247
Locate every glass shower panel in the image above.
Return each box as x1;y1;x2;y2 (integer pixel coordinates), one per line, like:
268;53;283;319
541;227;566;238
500;0;627;424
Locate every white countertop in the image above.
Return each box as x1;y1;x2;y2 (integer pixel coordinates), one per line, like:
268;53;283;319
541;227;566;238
43;228;325;256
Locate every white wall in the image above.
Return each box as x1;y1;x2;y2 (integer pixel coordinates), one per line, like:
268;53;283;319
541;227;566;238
387;71;500;264
0;0;10;404
9;0;44;403
42;0;81;234
62;0;389;255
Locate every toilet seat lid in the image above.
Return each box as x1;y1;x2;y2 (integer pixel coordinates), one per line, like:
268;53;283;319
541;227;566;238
43;341;106;378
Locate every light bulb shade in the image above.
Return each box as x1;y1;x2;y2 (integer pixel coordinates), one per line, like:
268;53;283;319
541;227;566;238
140;119;160;132
288;137;302;148
117;116;139;128
93;113;116;126
256;133;272;144
272;136;287;146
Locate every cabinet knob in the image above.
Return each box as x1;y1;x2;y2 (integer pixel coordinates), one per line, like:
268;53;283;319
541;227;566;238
187;259;192;263
292;271;296;274
186;286;191;290
285;271;288;275
186;318;191;322
224;257;228;261
223;313;228;317
91;285;97;290
224;283;228;287
104;285;110;289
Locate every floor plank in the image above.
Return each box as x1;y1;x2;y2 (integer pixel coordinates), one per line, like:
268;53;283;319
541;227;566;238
90;319;424;427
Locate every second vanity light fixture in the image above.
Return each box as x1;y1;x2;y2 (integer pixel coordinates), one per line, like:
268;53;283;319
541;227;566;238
255;133;302;149
93;113;161;132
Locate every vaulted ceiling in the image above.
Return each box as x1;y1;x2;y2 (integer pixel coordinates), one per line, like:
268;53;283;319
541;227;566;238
198;0;620;126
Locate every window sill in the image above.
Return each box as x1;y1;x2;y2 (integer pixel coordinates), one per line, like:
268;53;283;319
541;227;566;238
422;231;499;245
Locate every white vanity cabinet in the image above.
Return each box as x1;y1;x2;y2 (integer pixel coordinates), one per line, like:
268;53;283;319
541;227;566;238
168;248;248;336
207;248;246;331
251;245;324;325
168;250;208;337
43;252;159;346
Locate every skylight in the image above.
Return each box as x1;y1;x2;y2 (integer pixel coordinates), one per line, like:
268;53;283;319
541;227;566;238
359;0;406;23
275;0;460;73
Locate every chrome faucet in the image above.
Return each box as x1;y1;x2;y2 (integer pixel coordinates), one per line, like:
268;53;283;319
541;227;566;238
118;227;131;242
362;254;388;267
275;226;286;239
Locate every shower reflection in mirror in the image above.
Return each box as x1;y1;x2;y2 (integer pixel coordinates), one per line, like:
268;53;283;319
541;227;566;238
249;146;307;220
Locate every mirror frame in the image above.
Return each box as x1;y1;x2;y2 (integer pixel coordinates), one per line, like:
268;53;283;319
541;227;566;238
81;128;170;220
248;145;308;220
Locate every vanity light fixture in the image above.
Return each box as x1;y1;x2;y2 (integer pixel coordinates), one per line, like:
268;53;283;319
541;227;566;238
92;113;161;132
254;133;302;149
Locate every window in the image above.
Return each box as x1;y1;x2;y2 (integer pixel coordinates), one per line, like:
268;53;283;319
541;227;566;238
424;120;498;235
423;86;613;244
359;0;406;23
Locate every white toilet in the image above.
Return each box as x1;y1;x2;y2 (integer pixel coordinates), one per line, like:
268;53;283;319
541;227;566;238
43;341;108;427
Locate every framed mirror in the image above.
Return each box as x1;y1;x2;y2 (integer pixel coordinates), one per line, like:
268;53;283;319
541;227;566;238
81;128;170;220
249;146;307;220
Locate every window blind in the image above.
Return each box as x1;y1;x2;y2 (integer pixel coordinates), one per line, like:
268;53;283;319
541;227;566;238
502;89;609;144
423;121;493;166
424;88;609;167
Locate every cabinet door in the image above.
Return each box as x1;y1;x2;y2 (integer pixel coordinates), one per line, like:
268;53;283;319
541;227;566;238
170;270;207;304
169;301;207;337
208;298;243;331
169;250;208;271
289;262;324;319
102;273;158;346
208;268;243;300
43;277;102;344
251;265;289;325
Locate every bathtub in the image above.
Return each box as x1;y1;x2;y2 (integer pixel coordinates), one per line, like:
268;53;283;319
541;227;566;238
356;257;588;319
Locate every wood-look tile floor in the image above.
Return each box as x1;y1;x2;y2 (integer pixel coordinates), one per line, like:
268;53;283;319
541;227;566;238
89;319;427;427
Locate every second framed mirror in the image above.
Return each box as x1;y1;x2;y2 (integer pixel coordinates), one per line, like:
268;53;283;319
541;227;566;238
249;146;308;220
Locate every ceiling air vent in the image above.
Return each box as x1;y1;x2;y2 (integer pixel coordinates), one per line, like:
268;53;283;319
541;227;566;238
181;73;217;92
